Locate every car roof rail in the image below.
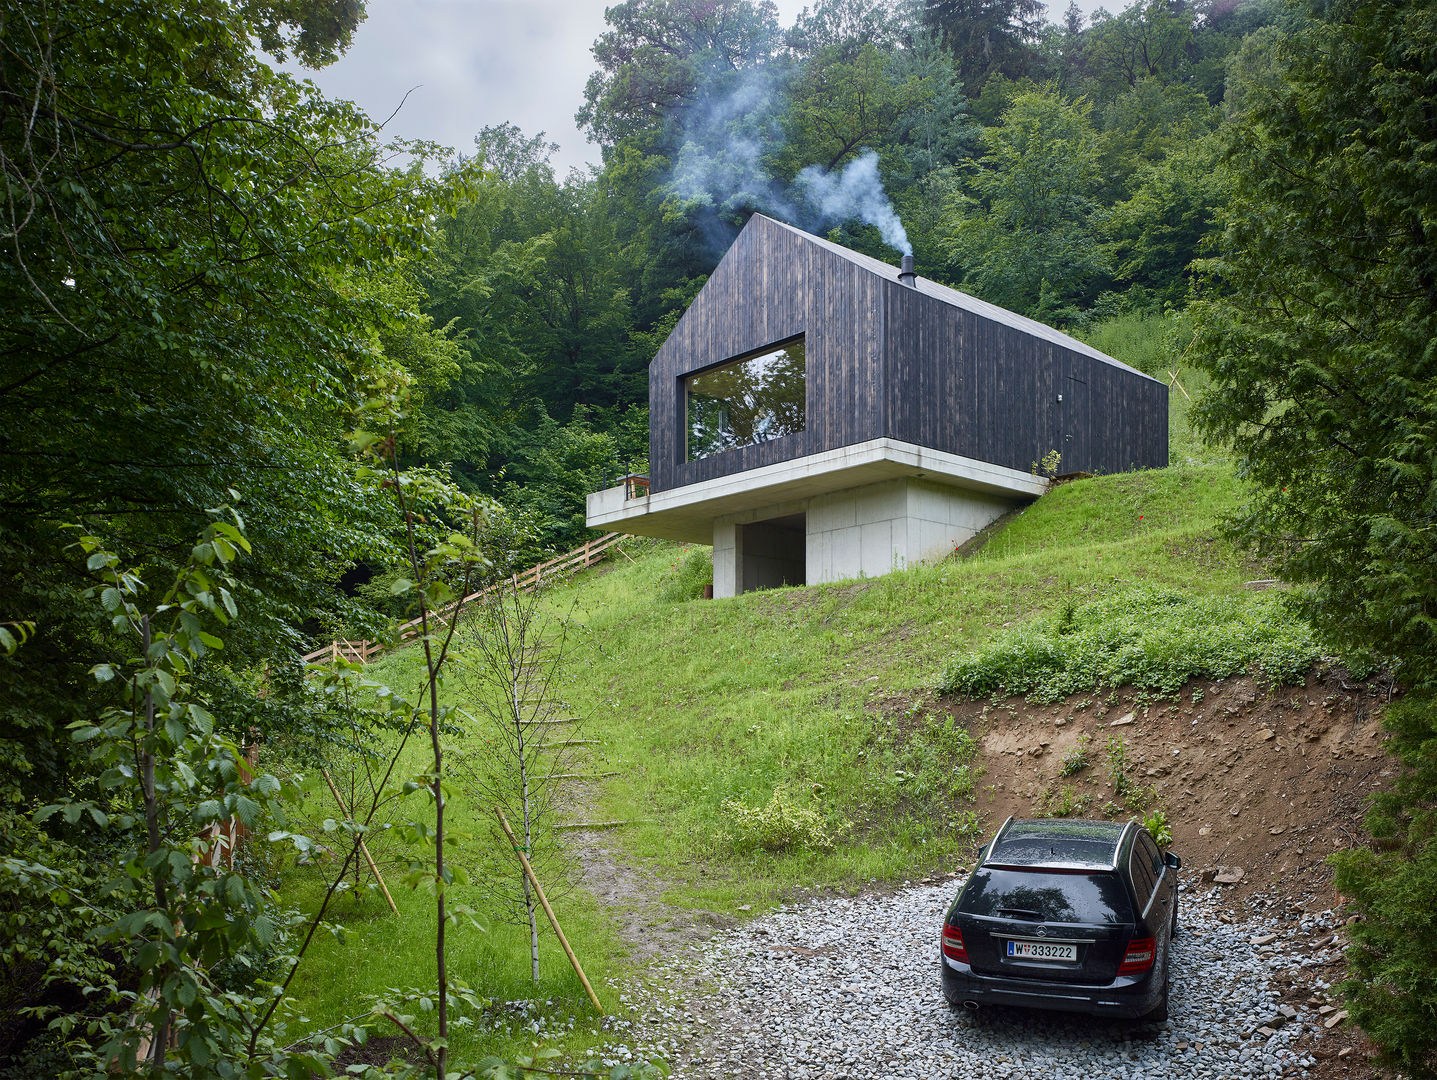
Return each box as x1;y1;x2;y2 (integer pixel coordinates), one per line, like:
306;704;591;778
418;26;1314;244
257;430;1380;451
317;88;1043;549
981;815;1017;866
1112;819;1139;870
993;815;1016;844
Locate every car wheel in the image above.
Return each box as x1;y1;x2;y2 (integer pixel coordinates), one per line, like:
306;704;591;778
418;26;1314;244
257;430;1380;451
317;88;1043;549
1171;894;1180;939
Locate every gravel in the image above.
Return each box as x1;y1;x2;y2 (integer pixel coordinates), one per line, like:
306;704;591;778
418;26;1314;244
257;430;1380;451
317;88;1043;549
587;875;1343;1080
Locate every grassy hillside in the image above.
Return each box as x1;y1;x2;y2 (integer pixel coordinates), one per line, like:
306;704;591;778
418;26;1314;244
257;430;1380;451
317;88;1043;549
277;464;1265;1058
555;465;1255;907
276;324;1291;1060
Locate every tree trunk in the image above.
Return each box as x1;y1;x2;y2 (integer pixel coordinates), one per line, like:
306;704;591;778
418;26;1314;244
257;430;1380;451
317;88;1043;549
514;659;541;981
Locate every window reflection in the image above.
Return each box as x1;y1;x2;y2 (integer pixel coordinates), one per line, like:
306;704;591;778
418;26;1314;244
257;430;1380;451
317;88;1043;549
963;869;1130;924
685;338;805;461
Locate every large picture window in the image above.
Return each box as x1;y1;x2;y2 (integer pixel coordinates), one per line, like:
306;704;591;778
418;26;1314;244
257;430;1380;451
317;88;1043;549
685;337;806;461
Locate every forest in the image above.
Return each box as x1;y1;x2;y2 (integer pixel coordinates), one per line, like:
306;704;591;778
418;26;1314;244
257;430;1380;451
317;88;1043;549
1;0;1434;1077
385;0;1271;561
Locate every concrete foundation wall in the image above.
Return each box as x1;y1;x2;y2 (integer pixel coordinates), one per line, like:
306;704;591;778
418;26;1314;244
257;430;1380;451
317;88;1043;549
807;478;1011;585
710;479;1018;598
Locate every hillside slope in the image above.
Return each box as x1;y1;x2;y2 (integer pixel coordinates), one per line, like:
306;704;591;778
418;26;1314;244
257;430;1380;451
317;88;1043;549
547;464;1390;905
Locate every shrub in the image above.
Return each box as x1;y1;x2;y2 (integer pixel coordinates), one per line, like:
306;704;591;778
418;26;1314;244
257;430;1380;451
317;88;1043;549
1330;693;1437;1080
720;790;838;853
1143;809;1172;847
939;585;1323;702
1105;735;1134;796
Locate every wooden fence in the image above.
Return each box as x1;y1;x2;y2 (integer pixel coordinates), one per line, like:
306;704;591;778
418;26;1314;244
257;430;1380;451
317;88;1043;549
302;532;625;666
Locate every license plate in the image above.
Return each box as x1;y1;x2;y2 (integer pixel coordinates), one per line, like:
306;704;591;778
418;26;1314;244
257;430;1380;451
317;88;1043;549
1006;940;1077;961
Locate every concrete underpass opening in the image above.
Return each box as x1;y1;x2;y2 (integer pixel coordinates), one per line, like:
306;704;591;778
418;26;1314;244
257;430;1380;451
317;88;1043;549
738;513;805;594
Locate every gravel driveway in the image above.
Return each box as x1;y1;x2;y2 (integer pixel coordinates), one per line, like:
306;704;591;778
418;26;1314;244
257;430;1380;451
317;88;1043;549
601;876;1340;1080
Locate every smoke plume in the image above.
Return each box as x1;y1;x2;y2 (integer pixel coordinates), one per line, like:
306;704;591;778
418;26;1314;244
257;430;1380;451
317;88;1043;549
668;67;911;258
795;152;911;256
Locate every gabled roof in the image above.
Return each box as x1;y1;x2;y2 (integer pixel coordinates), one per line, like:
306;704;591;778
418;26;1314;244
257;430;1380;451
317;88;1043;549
760;215;1155;383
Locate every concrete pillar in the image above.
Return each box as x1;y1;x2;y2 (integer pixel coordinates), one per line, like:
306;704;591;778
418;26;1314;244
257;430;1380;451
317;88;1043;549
712;521;739;598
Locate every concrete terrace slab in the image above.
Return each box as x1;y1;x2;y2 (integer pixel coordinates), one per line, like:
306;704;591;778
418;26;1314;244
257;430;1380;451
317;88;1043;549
586;437;1048;545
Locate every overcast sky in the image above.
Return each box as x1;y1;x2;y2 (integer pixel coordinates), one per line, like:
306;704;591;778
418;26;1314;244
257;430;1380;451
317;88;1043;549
287;0;1108;175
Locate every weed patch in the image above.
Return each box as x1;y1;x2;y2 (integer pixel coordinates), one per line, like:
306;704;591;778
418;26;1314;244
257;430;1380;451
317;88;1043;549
658;547;712;603
1039;784;1093;818
1059;735;1091;776
939;584;1322;702
720;790;844;853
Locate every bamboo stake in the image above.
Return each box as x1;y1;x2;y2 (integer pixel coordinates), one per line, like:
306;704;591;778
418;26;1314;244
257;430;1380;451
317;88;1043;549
494;807;604;1015
1168;369;1191;401
322;769;398;915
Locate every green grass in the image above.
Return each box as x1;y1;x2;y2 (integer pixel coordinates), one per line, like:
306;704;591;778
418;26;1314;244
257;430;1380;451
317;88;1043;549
553;466;1253;908
271;651;627;1064
277;464;1258;1058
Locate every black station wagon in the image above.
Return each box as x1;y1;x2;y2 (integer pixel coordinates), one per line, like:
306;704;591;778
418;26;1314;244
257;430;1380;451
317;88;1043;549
940;817;1181;1022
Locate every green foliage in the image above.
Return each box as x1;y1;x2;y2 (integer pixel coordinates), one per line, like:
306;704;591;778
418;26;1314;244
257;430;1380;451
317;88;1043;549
721;790;841;853
1189;0;1437;690
779;40;944;176
921;0;1047;93
885;713;981;810
945;86;1111;322
578;0;784;147
1039;784;1092;818
1083;2;1198;97
1330;692;1437;1080
1189;6;1437;1067
658;547;714;603
1143;808;1172;847
21;521;348;1078
0;0;457;810
1059;734;1091;776
495;411;628;551
0;819;114;1074
1106;133;1225;303
1104;734;1137;798
938;584;1322;702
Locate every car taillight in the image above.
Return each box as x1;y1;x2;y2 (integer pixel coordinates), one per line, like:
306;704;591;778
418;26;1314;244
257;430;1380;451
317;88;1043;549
1118;936;1155;975
941;925;968;963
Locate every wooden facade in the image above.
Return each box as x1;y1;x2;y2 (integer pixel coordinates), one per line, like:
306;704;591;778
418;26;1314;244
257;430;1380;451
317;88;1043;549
648;214;1167;494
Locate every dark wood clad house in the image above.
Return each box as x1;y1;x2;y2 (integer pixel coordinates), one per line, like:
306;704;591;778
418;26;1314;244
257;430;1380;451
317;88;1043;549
588;214;1168;597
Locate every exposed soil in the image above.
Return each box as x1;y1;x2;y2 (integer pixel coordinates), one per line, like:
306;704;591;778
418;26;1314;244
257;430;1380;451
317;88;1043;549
562;822;736;961
329;1034;428;1070
947;667;1397;906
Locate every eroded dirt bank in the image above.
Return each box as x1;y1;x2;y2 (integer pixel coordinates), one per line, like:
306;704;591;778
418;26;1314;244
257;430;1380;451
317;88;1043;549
950;667;1395;905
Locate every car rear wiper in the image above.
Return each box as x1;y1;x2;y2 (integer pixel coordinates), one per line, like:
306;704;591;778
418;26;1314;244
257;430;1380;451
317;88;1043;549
996;906;1042;919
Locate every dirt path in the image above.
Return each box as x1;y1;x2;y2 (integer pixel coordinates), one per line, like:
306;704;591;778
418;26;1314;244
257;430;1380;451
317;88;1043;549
561;821;734;961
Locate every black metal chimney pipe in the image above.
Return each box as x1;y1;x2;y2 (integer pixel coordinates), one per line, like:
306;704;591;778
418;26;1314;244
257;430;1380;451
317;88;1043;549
898;254;916;287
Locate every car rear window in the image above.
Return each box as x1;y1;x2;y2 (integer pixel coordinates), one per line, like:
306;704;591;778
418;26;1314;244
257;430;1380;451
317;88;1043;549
960;867;1133;924
989;820;1124;869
